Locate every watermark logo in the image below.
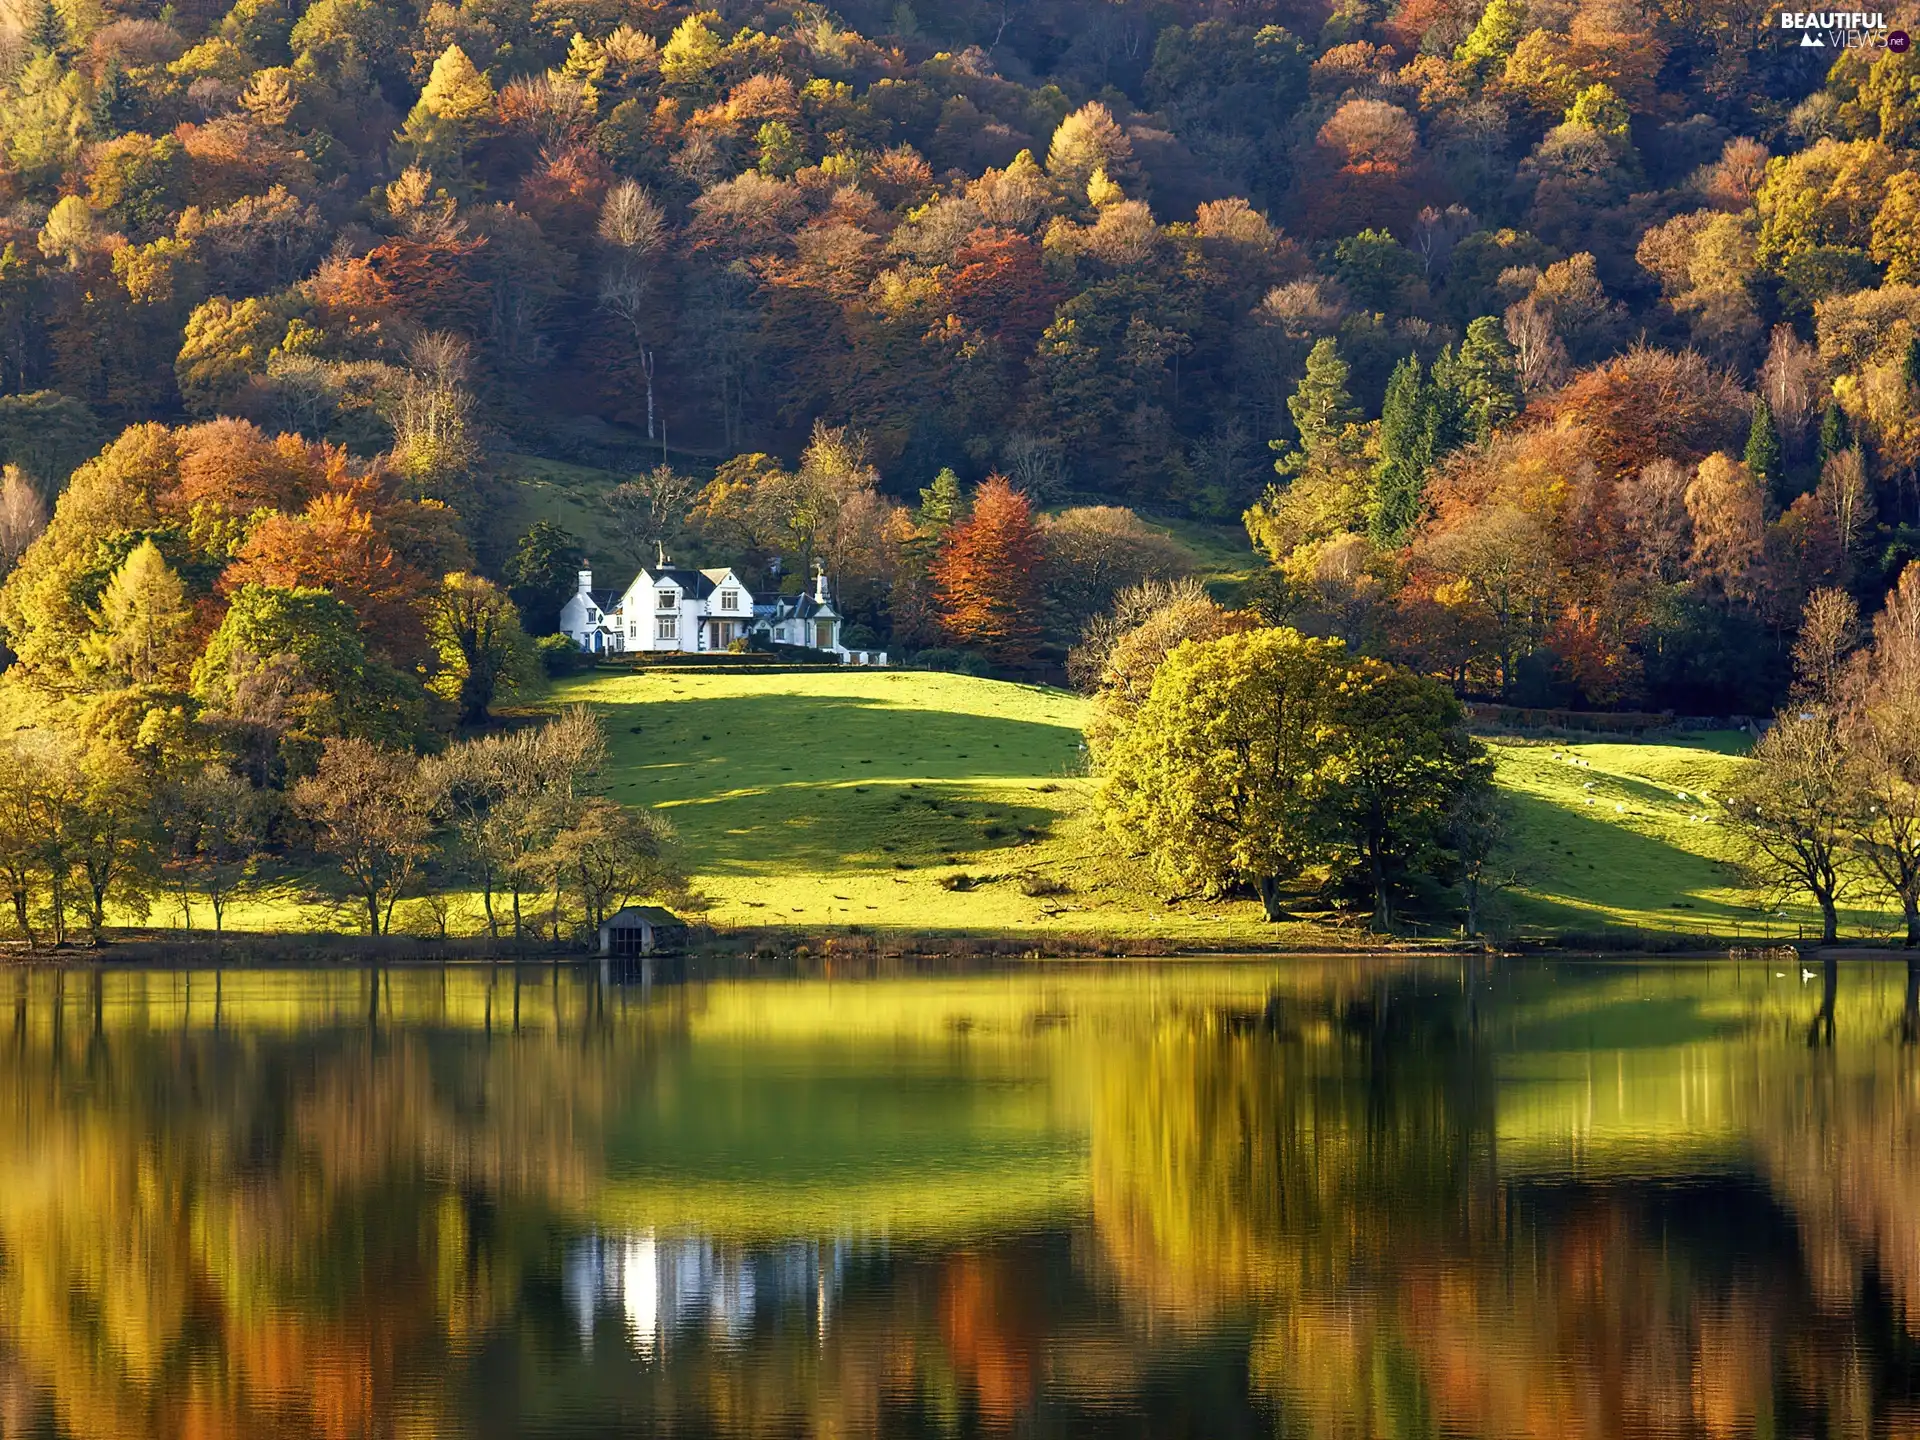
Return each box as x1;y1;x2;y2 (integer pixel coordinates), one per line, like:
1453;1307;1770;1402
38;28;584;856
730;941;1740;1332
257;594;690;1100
1780;10;1898;46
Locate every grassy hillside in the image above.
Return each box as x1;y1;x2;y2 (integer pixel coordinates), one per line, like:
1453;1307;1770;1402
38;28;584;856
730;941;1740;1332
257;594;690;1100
550;669;1898;948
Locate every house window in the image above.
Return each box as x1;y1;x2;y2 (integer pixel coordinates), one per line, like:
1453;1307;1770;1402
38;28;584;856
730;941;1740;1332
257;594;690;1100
816;620;833;649
720;589;739;612
657;616;679;641
628;621;637;638
657;589;676;611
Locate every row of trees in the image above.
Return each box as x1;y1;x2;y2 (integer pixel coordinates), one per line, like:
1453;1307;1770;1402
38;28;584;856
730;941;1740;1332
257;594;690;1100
0;705;683;944
1728;563;1920;944
1082;579;1490;928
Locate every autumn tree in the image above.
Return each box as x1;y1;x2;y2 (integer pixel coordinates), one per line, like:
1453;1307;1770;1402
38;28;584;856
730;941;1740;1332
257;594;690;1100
78;539;195;689
933;475;1042;664
293;737;440;935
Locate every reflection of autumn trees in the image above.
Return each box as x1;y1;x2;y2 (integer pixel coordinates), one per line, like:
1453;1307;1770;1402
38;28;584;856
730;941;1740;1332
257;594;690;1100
1090;972;1920;1439
0;967;658;1440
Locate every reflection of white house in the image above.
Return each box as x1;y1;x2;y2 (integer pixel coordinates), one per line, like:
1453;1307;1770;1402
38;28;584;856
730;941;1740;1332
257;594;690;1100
562;1229;852;1359
559;563;886;664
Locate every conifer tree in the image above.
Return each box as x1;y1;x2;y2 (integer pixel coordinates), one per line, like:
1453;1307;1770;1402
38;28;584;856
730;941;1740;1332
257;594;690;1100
1370;355;1432;547
1745;395;1784;503
1452;317;1519;444
917;468;964;533
1287;337;1361;459
81;539;194;687
1817;399;1849;469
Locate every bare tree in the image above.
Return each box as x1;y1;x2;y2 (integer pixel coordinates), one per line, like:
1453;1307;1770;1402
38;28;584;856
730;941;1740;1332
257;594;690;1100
0;463;45;574
1792;587;1860;703
598;180;670;445
606;464;696;564
293;738;441;935
1724;707;1859;944
392;332;479;500
1851;561;1920;945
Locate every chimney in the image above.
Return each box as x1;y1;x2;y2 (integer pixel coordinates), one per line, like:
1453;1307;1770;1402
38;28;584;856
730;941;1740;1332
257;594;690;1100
578;567;593;596
813;559;829;604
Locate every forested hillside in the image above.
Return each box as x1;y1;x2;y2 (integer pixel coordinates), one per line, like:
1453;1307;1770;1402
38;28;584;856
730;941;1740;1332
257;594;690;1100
0;0;1916;720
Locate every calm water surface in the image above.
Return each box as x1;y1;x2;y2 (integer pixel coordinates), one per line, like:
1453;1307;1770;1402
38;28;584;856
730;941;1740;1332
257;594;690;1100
0;957;1916;1438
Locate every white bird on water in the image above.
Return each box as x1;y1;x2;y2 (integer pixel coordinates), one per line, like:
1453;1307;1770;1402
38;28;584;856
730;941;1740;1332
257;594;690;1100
1802;967;1819;982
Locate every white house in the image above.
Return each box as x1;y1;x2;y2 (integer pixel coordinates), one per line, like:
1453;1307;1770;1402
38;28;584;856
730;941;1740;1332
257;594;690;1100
615;564;759;654
560;562;884;663
558;569;623;654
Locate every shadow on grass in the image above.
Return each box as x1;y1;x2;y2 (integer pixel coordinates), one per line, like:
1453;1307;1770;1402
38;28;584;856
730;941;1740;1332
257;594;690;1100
592;693;1082;874
1504;787;1752;930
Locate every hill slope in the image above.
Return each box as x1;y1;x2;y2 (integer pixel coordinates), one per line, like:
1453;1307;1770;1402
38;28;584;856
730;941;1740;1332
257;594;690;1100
554;669;1893;946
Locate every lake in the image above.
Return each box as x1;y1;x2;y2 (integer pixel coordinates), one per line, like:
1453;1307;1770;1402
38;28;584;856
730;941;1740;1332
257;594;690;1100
0;956;1915;1438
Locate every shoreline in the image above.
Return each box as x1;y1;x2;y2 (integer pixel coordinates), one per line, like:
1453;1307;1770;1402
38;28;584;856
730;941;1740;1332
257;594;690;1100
1;927;1911;967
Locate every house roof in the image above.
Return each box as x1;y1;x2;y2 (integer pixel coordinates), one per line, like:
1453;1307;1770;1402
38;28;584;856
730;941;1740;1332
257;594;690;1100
648;567;724;598
602;905;686;928
566;590;622;613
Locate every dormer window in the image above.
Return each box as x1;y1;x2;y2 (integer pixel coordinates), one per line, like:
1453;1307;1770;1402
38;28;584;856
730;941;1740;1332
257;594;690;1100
720;589;739;612
657;589;676;611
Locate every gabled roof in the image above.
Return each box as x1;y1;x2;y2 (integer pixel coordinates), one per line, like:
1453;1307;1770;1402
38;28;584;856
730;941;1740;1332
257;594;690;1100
644;567;721;599
604;905;686;927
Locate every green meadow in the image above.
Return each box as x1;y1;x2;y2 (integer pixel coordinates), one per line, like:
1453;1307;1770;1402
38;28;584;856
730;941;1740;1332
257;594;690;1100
542;668;1899;947
199;668;1900;947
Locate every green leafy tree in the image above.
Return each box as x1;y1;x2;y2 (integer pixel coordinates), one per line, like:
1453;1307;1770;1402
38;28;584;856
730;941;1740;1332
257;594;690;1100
1322;661;1486;929
426;572;537;725
1098;626;1347;921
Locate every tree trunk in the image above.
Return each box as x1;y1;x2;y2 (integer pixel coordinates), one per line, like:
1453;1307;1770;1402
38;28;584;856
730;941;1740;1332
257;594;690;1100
365;888;382;936
1817;891;1838;944
1905;892;1919;948
1257;876;1286;922
7;887;34;950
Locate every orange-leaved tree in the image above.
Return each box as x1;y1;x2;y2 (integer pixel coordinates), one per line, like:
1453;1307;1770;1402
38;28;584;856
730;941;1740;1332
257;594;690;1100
933;474;1042;664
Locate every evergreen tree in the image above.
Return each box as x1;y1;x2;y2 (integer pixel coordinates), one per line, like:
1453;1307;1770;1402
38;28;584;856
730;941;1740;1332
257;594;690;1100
1452;317;1519;444
1744;395;1784;503
1817;399;1850;470
1370;355;1432;547
1287;338;1361;459
917;468;964;533
1906;336;1920;391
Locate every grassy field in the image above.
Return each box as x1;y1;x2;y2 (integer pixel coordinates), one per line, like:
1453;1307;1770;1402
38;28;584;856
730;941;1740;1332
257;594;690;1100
557;667;1303;947
538;669;1897;948
192;667;1899;947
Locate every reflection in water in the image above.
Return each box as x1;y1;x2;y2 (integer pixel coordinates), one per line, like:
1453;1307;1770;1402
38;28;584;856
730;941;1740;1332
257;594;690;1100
562;1231;855;1356
0;960;1913;1437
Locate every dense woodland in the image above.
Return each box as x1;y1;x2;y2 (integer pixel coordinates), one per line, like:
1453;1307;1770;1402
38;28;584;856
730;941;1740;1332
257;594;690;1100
6;0;1920;935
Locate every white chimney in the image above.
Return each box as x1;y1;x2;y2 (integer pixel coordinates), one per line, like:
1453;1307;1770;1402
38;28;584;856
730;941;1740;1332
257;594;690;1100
813;560;829;604
578;567;593;595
